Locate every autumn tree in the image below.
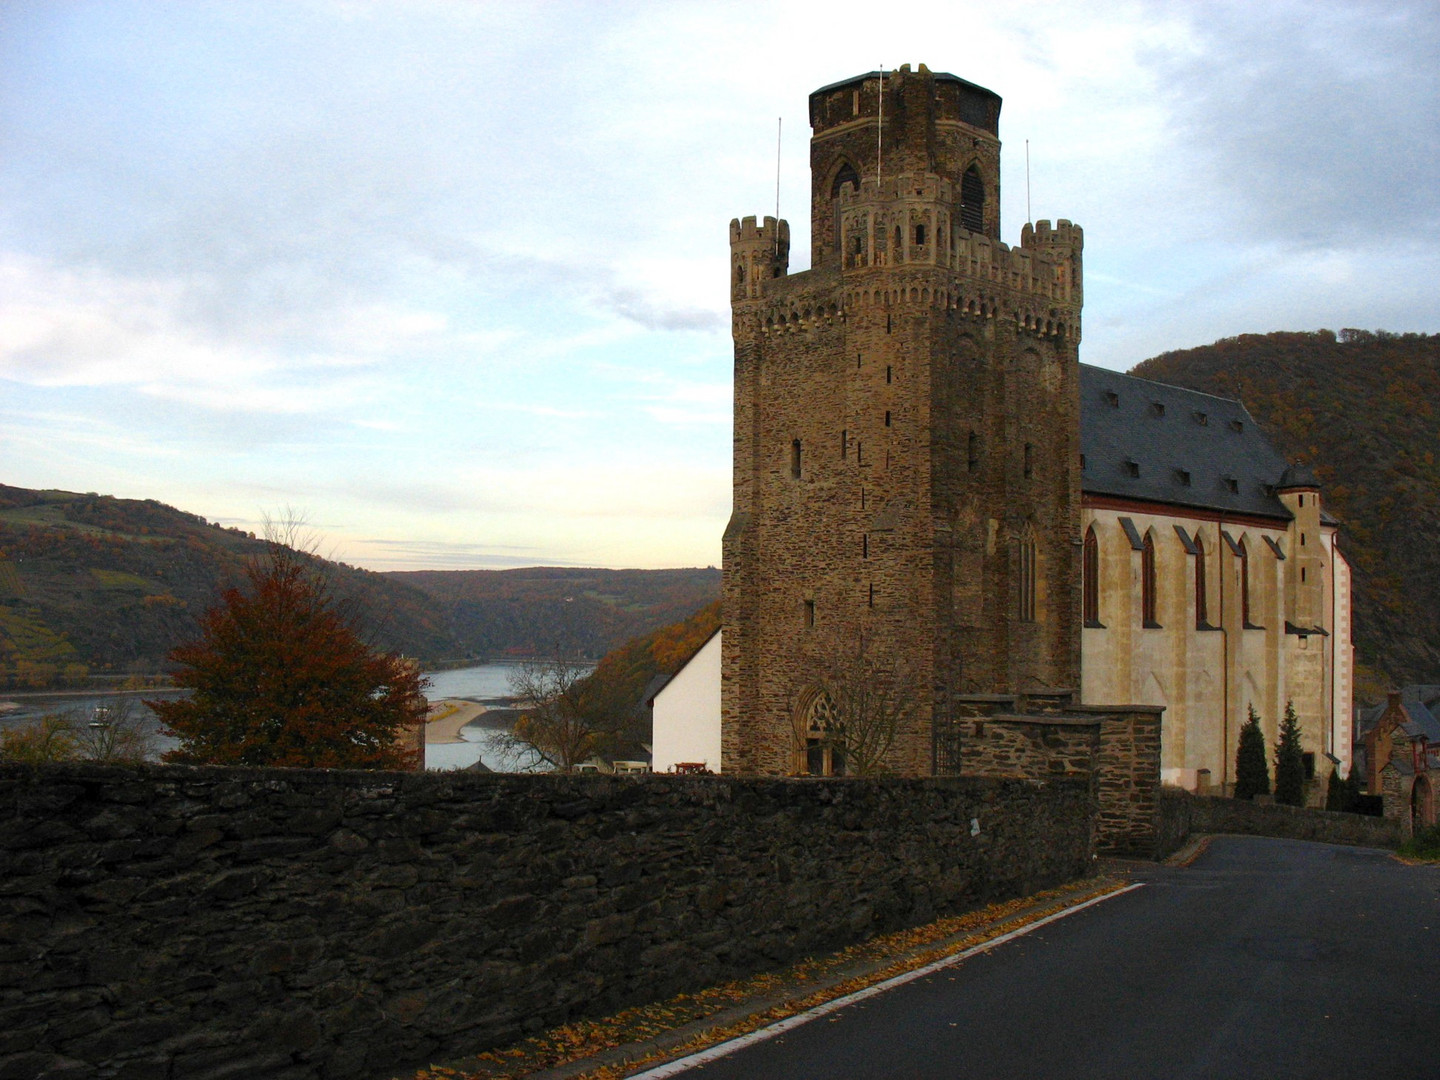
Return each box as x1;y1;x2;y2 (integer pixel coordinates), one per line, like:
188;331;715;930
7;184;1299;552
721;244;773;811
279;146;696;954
150;535;424;769
1274;700;1307;807
500;654;619;771
1233;705;1270;800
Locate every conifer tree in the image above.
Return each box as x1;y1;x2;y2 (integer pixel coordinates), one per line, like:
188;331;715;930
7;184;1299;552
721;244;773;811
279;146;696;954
1234;705;1270;800
1325;765;1351;812
1274;700;1306;806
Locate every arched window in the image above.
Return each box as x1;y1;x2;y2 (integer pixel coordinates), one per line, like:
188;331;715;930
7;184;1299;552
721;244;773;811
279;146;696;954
1083;527;1100;626
960;165;985;233
1142;531;1158;626
831;162;860;198
1239;538;1251;626
1017;530;1037;623
797;690;844;776
1194;533;1209;628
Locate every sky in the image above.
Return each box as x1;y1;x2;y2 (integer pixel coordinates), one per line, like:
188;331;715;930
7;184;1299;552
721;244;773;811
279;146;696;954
2;1;1436;572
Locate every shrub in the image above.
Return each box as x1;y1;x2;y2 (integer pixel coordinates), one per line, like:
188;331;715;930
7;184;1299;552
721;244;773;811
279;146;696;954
1234;705;1270;800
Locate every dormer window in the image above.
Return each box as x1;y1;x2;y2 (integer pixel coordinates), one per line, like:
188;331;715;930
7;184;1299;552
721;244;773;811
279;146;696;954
1193;411;1208;426
1150;401;1166;417
1125;460;1140;478
1229;419;1244;433
1224;476;1240;494
1104;390;1120;408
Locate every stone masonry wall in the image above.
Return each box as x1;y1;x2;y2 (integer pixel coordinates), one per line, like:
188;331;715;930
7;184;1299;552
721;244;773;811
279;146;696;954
956;698;1162;857
1157;788;1400;856
0;764;1094;1080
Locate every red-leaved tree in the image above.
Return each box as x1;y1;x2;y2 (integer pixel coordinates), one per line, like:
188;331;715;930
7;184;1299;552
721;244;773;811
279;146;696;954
151;538;424;770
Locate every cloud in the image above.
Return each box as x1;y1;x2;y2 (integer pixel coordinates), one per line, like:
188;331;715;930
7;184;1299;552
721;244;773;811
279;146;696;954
1146;1;1440;249
597;287;725;333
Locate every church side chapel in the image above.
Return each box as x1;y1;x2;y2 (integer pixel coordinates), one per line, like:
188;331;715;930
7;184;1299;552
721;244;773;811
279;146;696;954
656;64;1353;807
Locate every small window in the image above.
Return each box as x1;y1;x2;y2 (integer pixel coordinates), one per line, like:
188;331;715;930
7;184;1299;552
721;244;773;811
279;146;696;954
1225;477;1239;494
1150;401;1166;417
867;582;874;607
1300;532;1306;547
863;534;869;559
803;599;815;628
1301;566;1307;583
791;439;802;479
841;429;847;459
894;225;903;251
914;224;926;246
1229;419;1244;433
1024;443;1033;479
968;432;980;472
1105;390;1120;408
1302;752;1315;780
886;365;893;384
1125;460;1141;478
885;410;892;427
1299;494;1305;507
1175;468;1191;486
1193;411;1208;425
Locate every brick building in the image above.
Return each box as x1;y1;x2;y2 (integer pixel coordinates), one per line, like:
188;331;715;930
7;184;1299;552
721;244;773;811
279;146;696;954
703;64;1351;794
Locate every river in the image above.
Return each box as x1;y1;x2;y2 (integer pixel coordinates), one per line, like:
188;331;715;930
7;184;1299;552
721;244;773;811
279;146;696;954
0;662;584;772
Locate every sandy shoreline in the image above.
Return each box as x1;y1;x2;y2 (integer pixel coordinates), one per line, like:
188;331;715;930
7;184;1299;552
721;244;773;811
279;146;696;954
425;700;489;744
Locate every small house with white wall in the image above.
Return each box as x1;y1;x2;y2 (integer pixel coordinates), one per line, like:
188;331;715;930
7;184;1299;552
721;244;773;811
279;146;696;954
649;629;722;773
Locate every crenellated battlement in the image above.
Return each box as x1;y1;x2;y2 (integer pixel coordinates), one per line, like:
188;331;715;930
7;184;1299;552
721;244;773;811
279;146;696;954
729;215;791;304
832;172;1082;308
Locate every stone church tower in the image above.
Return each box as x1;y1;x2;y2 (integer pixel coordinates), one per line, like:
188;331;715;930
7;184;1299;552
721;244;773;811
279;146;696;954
722;64;1085;776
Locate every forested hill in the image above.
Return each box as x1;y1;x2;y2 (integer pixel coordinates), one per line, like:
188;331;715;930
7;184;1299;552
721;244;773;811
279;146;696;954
0;485;455;686
0;484;722;688
387;567;721;663
1130;329;1440;696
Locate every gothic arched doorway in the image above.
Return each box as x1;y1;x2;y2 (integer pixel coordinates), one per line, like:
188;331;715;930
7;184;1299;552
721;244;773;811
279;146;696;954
794;688;845;776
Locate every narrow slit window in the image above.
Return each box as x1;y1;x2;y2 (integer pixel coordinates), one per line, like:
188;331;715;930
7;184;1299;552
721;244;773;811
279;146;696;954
803;599;815;628
863;534;868;559
790;439;802;479
914;223;926;246
1018;535;1037;623
885;410;892;427
886;365;892;384
1083;527;1100;626
1239;539;1251;625
968;432;979;472
1024;443;1033;479
1142;532;1158;626
841;429;847;459
1194;535;1208;628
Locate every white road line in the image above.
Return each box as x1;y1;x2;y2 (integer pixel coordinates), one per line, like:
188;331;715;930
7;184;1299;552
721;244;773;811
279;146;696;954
625;883;1146;1079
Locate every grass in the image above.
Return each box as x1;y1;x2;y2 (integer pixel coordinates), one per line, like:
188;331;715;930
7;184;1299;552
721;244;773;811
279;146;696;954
1397;824;1440;861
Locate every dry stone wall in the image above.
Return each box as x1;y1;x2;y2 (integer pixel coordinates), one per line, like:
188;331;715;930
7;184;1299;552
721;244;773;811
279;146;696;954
0;764;1093;1080
1157;788;1400;855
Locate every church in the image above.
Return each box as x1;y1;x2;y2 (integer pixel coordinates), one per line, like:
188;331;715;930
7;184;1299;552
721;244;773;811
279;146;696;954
653;65;1353;797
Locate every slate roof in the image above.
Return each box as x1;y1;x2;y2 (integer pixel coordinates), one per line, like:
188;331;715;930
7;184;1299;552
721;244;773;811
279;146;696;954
1081;365;1313;522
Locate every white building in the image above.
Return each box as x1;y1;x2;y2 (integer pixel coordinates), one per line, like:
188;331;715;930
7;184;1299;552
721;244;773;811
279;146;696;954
649;629;722;773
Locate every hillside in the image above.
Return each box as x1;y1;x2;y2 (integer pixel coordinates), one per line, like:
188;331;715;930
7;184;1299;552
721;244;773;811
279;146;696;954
389;567;721;662
1130;329;1440;697
0;485;456;687
0;484;723;689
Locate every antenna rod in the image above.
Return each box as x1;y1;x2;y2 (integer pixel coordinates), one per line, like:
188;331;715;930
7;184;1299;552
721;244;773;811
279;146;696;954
876;67;884;185
1026;139;1032;226
775;117;782;255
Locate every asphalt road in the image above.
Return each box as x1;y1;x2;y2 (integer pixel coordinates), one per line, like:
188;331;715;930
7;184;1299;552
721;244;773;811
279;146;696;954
660;836;1440;1079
